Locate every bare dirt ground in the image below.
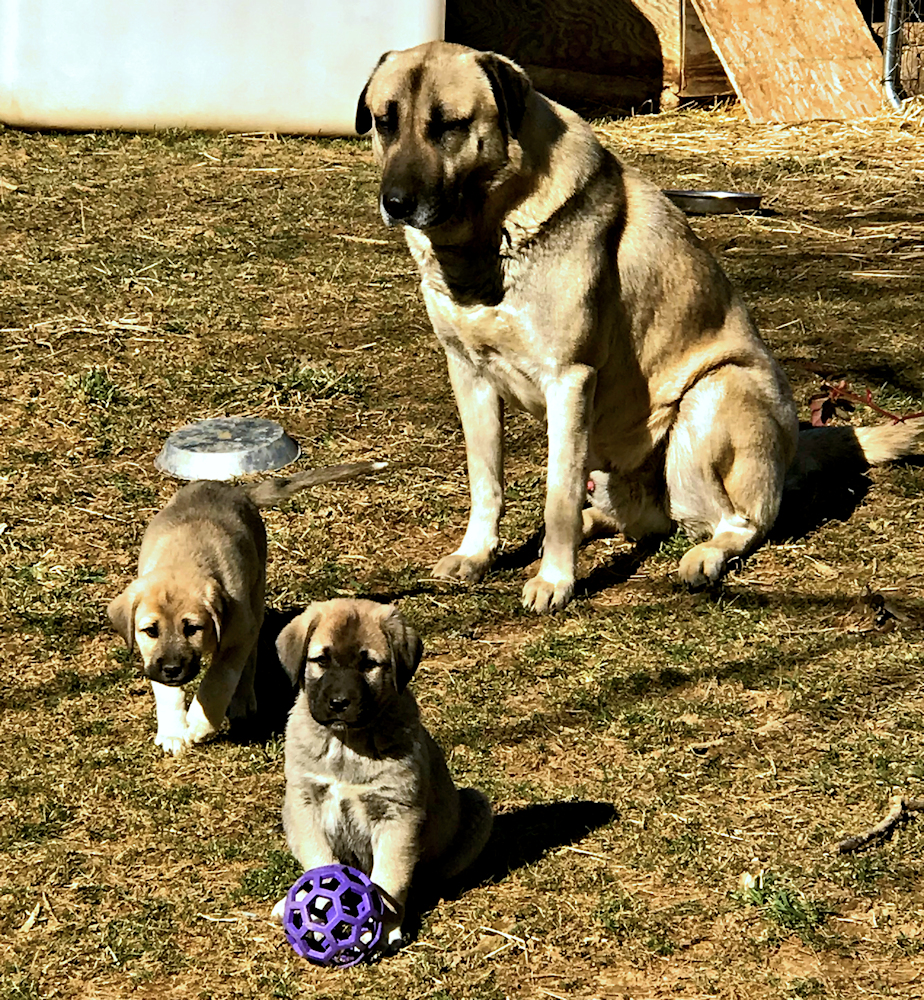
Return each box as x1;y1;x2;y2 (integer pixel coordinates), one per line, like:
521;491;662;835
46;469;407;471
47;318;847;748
0;101;922;1000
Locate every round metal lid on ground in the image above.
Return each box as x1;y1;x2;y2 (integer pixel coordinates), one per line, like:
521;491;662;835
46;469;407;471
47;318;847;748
155;417;301;481
662;189;763;215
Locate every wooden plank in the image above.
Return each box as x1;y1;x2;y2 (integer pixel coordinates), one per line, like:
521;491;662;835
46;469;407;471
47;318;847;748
689;0;884;122
680;0;733;98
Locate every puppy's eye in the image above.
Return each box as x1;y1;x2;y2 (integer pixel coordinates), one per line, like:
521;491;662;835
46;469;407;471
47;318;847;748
309;653;331;669
140;623;159;639
357;653;380;673
183;622;203;638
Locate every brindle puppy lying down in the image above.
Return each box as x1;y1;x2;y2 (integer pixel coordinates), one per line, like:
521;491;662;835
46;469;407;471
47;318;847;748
273;598;493;950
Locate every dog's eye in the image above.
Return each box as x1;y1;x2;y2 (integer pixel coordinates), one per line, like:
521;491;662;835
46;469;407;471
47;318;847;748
357;653;380;673
183;622;203;638
140;623;159;639
374;102;398;138
309;653;331;669
428;112;473;143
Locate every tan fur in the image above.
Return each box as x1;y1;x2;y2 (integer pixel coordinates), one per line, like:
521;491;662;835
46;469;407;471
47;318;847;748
357;42;920;610
107;462;383;755
273;599;492;950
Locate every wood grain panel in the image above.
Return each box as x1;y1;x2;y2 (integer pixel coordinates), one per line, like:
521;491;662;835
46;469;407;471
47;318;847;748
690;0;883;121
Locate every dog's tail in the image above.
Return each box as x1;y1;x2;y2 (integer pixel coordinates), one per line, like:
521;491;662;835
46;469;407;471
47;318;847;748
787;419;923;485
438;788;494;881
242;460;387;508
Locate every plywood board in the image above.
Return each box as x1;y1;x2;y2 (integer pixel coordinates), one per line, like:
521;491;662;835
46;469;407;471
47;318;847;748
690;0;884;122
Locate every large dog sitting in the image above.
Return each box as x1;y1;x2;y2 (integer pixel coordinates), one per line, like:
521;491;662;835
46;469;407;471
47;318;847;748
356;41;922;613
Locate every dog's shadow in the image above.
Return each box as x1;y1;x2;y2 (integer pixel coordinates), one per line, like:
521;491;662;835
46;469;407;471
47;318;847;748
403;799;618;938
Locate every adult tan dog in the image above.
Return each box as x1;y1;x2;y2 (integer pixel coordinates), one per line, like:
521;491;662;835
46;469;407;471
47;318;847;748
274;598;492;949
356;41;922;613
108;462;383;756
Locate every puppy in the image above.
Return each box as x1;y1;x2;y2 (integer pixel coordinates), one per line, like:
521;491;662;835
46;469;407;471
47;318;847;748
356;42;922;612
108;462;383;755
275;598;493;948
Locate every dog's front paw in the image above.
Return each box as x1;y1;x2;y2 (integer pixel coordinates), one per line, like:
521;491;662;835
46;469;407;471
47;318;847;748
270;897;286;924
522;573;574;613
677;543;727;587
155;730;191;756
432;551;492;584
185;698;220;744
380;923;405;955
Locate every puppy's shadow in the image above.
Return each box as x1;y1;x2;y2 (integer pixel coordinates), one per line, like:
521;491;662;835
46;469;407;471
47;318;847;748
404;799;617;936
229;606;302;742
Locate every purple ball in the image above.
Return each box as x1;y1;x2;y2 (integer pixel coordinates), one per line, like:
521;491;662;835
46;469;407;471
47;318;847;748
283;864;384;968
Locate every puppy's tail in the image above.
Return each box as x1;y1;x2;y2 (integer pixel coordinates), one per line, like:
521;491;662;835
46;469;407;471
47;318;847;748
243;461;387;508
439;788;494;881
787;418;923;486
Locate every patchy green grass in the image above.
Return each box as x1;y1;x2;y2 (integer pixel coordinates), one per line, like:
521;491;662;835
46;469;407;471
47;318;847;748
0;108;922;1000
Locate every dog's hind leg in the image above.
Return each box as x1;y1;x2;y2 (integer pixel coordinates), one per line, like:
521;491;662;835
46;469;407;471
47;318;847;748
666;367;797;586
437;787;493;881
228;643;259;725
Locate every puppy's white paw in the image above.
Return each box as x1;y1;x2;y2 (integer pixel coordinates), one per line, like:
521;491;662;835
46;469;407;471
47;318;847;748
270;897;286;924
155;730;191;756
522;573;574;613
185;698;219;744
432;550;493;583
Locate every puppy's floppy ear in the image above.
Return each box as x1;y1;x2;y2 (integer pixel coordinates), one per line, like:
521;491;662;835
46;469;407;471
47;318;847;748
381;606;423;693
202;579;227;650
355;51;390;135
276;605;322;688
477;52;532;141
107;582;140;654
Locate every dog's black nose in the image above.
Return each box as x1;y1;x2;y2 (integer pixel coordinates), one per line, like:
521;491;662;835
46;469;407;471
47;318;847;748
382;188;417;221
156;659;185;682
328;695;351;714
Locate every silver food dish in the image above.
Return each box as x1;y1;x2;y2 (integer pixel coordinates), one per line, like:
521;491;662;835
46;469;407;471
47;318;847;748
663;189;763;215
155;417;300;480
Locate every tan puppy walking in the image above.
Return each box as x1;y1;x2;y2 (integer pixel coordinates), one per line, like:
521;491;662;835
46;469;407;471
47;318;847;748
108;462;384;755
356;42;921;612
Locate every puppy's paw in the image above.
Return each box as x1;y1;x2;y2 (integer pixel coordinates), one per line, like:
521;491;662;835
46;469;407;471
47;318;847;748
185;698;220;744
270;897;286;924
155;730;191;756
677;543;727;588
432;551;493;584
379;923;405;956
522;573;574;613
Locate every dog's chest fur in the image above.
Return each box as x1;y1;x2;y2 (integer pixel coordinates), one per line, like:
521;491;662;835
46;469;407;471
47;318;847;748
288;700;424;868
406;234;561;416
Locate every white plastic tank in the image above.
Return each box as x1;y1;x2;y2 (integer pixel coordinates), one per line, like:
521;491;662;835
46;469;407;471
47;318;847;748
0;0;444;134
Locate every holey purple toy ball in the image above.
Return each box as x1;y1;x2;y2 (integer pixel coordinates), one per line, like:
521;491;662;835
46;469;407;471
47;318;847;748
283;864;384;968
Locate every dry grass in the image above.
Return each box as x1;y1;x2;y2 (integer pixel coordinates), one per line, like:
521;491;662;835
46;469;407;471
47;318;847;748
0;105;922;1000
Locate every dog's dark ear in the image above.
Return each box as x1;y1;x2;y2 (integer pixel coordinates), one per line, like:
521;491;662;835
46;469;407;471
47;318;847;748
355;52;390;135
107;584;139;654
382;606;423;693
276;606;322;688
478;52;532;140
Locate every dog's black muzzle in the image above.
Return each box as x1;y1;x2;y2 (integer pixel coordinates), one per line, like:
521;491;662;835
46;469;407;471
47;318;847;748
144;655;201;687
308;670;374;730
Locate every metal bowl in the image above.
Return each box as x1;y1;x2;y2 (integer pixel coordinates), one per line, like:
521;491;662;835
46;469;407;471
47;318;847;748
663;189;763;215
155;417;300;480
